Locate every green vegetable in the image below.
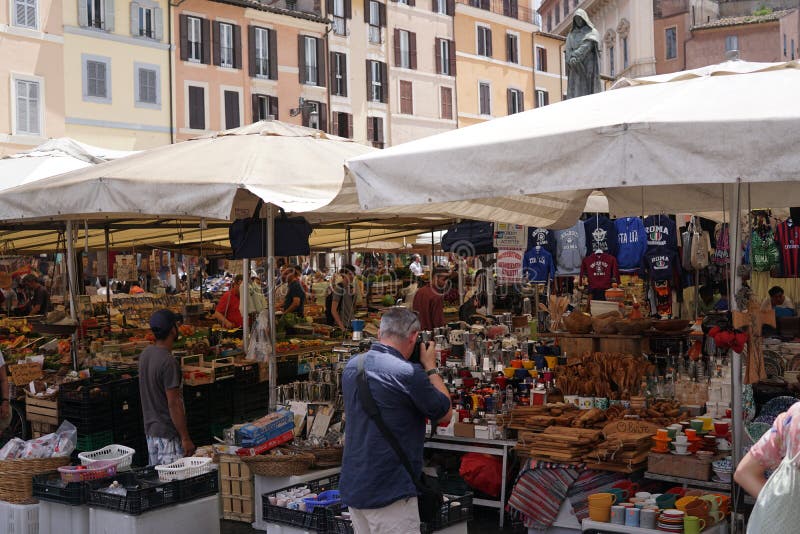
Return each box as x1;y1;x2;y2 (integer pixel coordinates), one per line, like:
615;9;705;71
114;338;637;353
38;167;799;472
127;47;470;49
381;295;396;306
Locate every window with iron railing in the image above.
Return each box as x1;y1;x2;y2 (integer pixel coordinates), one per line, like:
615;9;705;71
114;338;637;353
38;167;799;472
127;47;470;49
139;6;154;38
304;36;318;85
332;0;346;35
86;0;104;29
220;23;234;68
188;16;202;62
255;27;270;76
368;1;381;43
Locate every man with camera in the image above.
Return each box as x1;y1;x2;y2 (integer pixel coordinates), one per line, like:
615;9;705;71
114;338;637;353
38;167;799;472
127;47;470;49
340;307;453;534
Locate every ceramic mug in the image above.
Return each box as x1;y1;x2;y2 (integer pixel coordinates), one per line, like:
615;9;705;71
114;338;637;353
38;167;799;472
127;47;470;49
589;504;611;522
610;505;626;525
608;488;629;503
684;515;707;534
656;494;677;509
564;395;580;407
656;429;669;440
640;508;657;530
613;480;639;493
625;507;640;527
714;421;730;435
707;509;725;523
588;493;617;507
700;494;723;511
690;419;705;432
674;435;688;445
676;496;698;511
594;397;610;410
674;443;689;454
579;397;595;410
635;492;652;500
685;428;698;440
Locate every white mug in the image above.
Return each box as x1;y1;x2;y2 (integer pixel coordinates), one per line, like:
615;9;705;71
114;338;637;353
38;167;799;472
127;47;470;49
635;492;651;500
674;435;688;445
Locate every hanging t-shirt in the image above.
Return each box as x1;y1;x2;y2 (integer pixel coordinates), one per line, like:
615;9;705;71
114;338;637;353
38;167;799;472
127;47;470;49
643;249;681;282
681;229;694;271
713;223;730;266
523;247;555;283
643;215;678;253
583;215;618;256
527;228;556;257
751;229;780;272
690;230;712;270
615;217;648;272
776;220;800;277
580;252;619;290
554;221;586;276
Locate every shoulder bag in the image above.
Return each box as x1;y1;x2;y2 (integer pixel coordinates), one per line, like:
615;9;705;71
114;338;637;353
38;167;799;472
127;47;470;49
747;446;800;533
356;355;443;525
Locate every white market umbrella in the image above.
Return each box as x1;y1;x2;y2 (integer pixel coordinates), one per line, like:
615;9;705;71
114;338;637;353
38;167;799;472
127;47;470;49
347;60;800;217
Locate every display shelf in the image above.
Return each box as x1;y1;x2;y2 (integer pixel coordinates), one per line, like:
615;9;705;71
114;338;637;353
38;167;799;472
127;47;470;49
643;472;731;492
582;519;726;533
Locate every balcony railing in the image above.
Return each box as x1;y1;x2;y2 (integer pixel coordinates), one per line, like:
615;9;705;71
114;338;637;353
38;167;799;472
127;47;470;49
368;25;382;44
457;0;537;24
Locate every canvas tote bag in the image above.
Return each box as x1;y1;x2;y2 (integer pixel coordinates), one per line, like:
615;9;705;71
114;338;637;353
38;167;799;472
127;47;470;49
747;446;800;533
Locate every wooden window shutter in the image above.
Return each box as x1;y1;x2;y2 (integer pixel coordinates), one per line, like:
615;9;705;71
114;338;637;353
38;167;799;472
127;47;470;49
367;117;374;141
78;0;88;27
189;86;205;129
252;94;261;122
377;117;384;142
364;0;370;23
507;89;513;115
298;35;307;83
380;62;388;102
544;91;549;106
269;96;279;119
542;49;548;71
519;91;524;112
506;34;512;62
319;103;328;132
201;18;211;64
224;91;240;129
408;0;415;7
329;51;336;88
448;40;456;75
341;54;348;96
486;28;492;57
431;0;437;13
409;32;417;69
379;3;386;26
366;60;372;96
347;113;353;138
446;0;454;15
326;0;333;15
104;0;115;31
393;29;401;66
345;0;352;18
435;38;442;74
212;21;221;66
233;25;242;69
316;38;326;86
179;15;189;61
248;26;256;77
331;111;339;135
154;7;163;40
130;2;139;36
268;29;278;79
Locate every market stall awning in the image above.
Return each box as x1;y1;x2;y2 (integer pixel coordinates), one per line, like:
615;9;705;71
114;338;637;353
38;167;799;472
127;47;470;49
346;60;800;219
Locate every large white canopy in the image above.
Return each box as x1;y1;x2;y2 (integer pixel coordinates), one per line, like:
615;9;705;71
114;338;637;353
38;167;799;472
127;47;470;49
347;60;800;219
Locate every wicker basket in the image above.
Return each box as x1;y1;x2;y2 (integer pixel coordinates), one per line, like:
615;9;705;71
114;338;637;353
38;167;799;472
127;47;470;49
240;452;314;477
286;445;344;468
0;456;71;503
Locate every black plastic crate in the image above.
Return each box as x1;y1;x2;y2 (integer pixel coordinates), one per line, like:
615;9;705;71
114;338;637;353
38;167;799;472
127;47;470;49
59;379;113;404
111;377;141;419
234;362;260;387
262;474;340;530
209;380;234;416
120;438;149;468
60;401;113;434
33;473;87;505
174;469;219;502
113;420;143;444
76;430;114;451
87;467;177;515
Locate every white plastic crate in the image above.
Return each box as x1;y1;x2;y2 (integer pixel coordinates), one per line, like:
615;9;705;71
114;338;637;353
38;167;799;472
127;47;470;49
79;444;135;471
0;500;38;534
155;457;213;481
39;500;89;534
89;494;220;534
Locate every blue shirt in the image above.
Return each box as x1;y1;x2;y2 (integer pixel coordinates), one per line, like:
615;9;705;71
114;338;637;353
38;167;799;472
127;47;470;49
615;217;648;272
340;343;451;510
523;247;555;283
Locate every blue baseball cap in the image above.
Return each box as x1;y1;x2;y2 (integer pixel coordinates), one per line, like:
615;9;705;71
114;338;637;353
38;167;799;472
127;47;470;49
149;309;183;337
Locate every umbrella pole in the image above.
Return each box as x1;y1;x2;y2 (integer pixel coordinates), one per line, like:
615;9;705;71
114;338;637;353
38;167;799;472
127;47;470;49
267;205;277;412
458;258;465;306
242;258;249;354
105;227;111;328
65;220;78;370
728;181;744;530
430;229;434;266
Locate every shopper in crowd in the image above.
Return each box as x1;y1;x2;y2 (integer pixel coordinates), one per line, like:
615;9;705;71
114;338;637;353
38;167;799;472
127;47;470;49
280;265;306;316
139;310;195;464
413;266;450;331
691;285;718;316
0;349;9;432
409;255;424;277
212;275;244;329
340;307;452;533
330;266;357;331
21;274;50;315
761;286;795;315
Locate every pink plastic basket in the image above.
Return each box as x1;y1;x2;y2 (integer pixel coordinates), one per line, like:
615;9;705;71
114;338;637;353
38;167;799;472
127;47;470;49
58;460;118;483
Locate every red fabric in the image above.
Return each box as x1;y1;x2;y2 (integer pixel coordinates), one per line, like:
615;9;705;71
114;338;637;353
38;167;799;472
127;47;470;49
580;253;619;290
459;453;502;498
216;290;243;327
413;285;445;331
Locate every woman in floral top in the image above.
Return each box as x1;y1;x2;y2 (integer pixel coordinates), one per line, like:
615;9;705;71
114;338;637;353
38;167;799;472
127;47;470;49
735;401;800;497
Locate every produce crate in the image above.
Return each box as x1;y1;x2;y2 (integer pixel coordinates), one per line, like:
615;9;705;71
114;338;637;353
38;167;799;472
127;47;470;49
220;454;254;523
30;421;59;439
76;430;114;452
110;377;140;420
60;402;112;435
87;467;176;515
262;473;340;531
25;394;58;426
210;379;234;423
175;469;219;502
33;473;87;505
59;379;112;404
112;419;143;445
234;361;259;387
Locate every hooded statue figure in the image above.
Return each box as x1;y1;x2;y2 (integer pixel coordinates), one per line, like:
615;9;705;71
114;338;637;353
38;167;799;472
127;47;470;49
565;9;601;99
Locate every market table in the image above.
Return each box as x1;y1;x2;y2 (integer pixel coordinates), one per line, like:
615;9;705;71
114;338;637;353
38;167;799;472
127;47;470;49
252;467;342;532
582;519;727;533
423;434;517;528
89;494;220;534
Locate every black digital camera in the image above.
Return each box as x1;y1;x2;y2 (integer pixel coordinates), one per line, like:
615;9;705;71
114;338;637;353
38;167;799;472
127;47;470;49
410;332;431;364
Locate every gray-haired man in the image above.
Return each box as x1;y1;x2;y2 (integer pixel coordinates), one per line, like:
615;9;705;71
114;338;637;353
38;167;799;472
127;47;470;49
340;307;452;534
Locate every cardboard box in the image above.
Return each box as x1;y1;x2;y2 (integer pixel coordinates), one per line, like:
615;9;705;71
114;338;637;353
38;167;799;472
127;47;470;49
647;452;712;481
474;425;490;440
454;422;475;438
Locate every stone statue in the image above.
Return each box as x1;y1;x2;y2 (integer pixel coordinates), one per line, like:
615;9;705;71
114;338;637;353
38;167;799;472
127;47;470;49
565;9;601;99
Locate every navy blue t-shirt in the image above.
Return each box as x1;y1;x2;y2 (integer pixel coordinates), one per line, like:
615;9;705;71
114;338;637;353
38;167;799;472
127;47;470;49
283;280;305;316
340;344;451;510
584;215;618;256
527;228;556;257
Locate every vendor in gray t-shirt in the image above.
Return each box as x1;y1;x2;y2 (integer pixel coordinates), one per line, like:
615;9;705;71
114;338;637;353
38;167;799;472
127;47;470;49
139;309;195;465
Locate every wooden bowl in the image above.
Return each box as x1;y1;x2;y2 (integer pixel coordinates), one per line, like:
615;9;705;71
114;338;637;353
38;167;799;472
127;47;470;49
651;319;691;332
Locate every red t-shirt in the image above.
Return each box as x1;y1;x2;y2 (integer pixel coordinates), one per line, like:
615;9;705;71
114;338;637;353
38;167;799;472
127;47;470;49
215;290;243;328
776;221;800;277
413;285;445;331
580;252;619;290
